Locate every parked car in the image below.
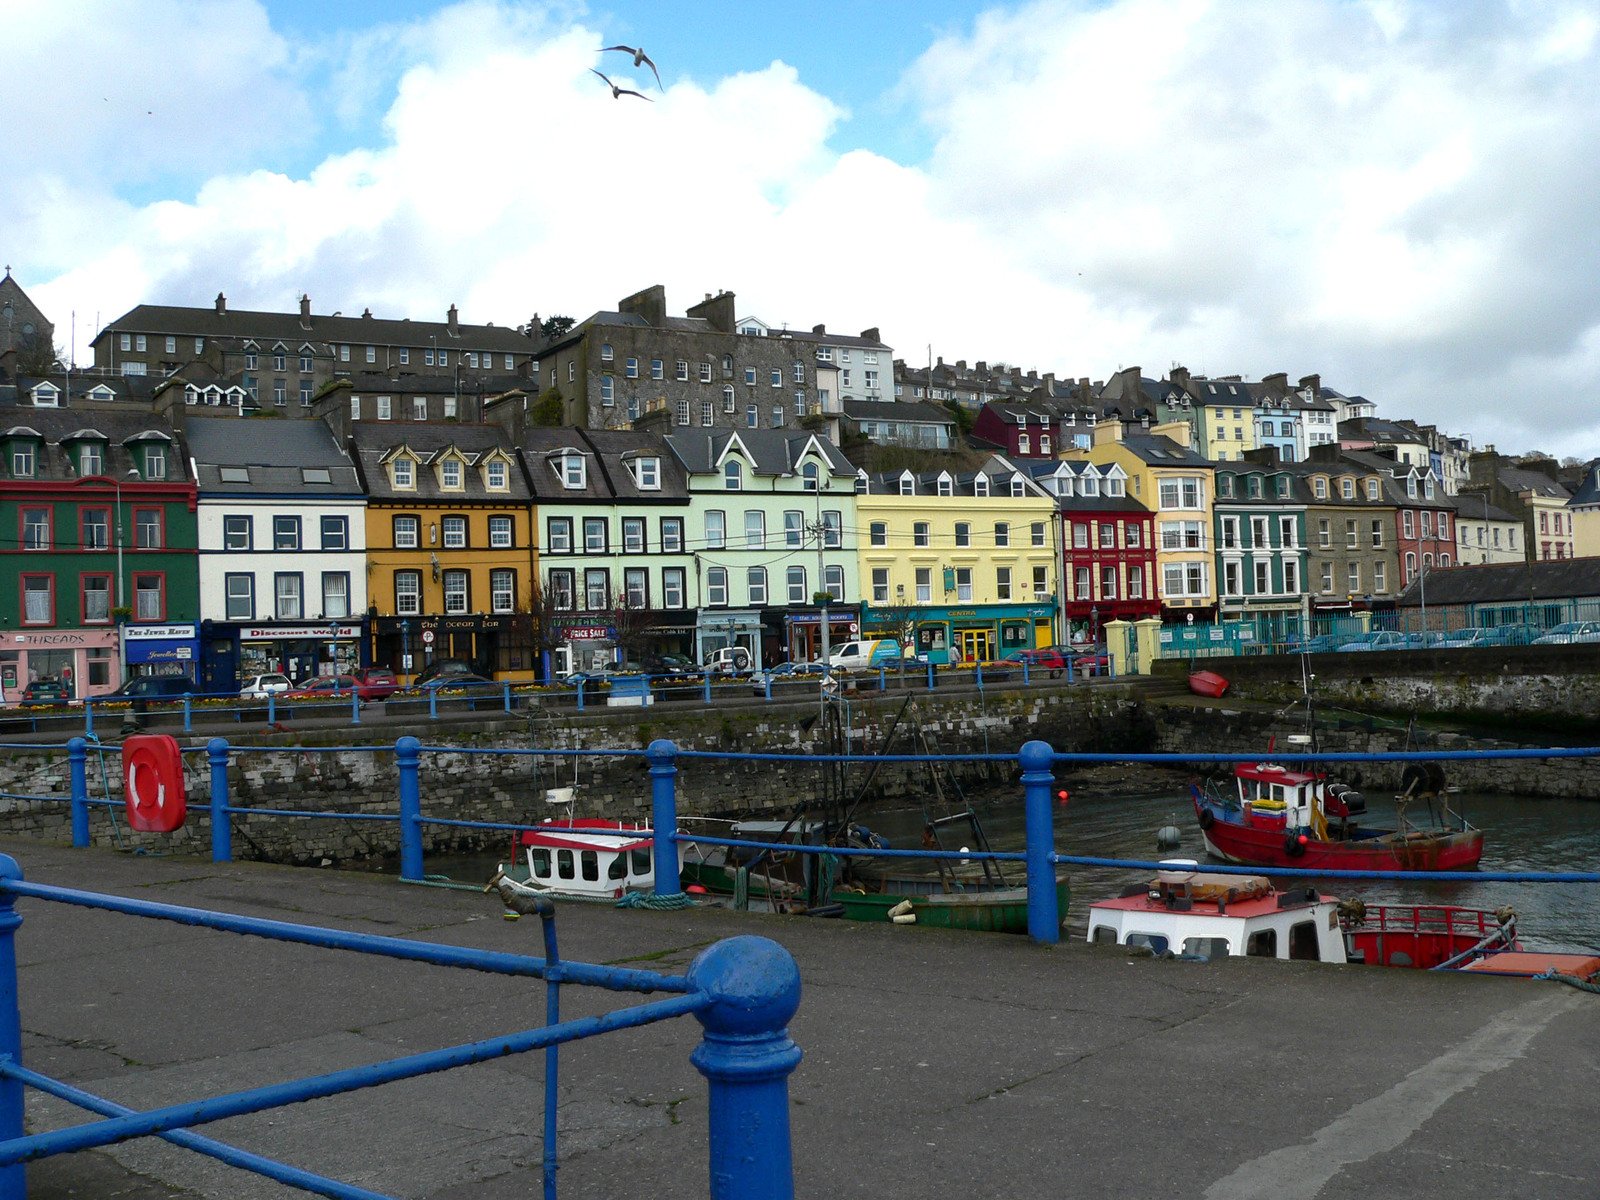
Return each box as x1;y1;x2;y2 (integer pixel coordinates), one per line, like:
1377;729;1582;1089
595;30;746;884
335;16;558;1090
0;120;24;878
641;654;699;680
1004;648;1067;671
1435;626;1538;650
1335;630;1418;653
1532;621;1600;645
107;676;197;701
238;673;293;700
1072;647;1111;676
704;646;754;676
564;662;645;685
283;675;366;704
349;667;399;700
419;672;499;694
414;658;479;686
19;676;72;705
1284;632;1351;654
751;661;835;695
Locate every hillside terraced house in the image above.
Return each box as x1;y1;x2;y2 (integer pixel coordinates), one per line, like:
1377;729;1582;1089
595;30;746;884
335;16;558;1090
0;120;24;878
1212;457;1308;633
1028;460;1157;641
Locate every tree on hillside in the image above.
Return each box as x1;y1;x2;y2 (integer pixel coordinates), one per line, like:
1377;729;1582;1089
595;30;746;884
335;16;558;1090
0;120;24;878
523;314;575;342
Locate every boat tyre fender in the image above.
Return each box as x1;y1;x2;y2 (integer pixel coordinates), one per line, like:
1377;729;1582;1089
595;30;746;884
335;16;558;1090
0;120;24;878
1198;807;1216;830
1400;762;1447;798
1283;830;1306;857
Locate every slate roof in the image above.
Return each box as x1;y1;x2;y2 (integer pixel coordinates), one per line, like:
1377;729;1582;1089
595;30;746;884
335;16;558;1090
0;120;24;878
1119;432;1210;467
518;428;688;502
861;454;1045;498
186;417;360;496
347;422;527;503
665;429;854;478
1496;466;1571;501
1395;559;1600;607
340;372;530;397
14;374;161;405
840;400;953;425
93;305;532;353
1567;467;1600;508
0;401;188;483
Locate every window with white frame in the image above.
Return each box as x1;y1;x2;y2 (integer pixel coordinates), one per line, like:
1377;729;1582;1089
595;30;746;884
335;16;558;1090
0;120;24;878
823;512;841;548
443;516;467;548
443;570;469;615
706;567;728;606
623;517;645;553
872;568;890;603
915;567;932;603
394;570;422;615
546;517;572;553
996;567;1012;600
824;564;844;602
322;572;350;619
663;567;686;608
706;510;725;549
954;568;972;602
274;573;302;620
746;567;767;605
661;517;683;552
489;515;513;548
786;566;807;603
745;510;765;548
624;568;648;608
584;517;607;553
394;515;419;548
583;570;608;610
913;521;929;547
1157;477;1203;509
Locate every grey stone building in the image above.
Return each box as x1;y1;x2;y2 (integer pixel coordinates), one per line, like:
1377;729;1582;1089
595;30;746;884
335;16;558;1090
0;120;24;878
530;284;892;433
0;269;56;376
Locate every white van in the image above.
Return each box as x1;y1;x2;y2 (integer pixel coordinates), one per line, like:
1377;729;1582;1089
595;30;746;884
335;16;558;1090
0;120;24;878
826;639;905;672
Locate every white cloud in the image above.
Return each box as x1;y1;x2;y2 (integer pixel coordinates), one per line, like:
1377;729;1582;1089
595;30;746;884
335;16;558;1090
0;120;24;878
13;0;1600;459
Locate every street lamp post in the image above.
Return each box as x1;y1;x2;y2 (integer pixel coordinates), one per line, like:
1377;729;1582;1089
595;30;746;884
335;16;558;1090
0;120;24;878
114;467;141;682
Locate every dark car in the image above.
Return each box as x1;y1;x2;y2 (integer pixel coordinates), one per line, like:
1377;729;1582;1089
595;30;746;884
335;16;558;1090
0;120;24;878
420;672;499;694
641;654;698;680
414;658;479;686
105;676;196;701
751;660;834;695
19;676;72;705
349;668;399;700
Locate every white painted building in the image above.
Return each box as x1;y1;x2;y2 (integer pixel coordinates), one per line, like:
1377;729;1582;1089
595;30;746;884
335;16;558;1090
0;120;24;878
185;418;368;690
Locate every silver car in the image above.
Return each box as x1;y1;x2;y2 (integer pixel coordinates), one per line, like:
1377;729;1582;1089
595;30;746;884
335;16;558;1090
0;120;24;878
238;673;293;699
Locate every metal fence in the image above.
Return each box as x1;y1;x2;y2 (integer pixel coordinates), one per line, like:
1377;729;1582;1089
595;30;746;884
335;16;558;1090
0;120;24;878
0;855;802;1200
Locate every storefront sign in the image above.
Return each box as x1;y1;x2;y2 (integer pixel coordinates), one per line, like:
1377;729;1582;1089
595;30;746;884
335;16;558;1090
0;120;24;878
240;624;360;641
123;624;197;641
562;625;614;641
10;631;91;646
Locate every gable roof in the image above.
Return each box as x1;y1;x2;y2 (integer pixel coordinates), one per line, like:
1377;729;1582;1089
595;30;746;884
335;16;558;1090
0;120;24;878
94;304;532;353
186;417;361;495
1395;559;1600;607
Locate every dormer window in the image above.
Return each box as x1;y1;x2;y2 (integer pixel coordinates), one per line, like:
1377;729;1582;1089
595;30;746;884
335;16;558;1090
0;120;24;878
1105;474;1125;498
1424;478;1434;499
87;385;114;402
855;470;868;493
937;474;953;497
10;443;36;478
1218;475;1235;498
630;457;661;490
30;383;60;407
79;444;104;476
1081;473;1099;497
974;475;989;497
1313;477;1328;499
559;452;586;489
393;457;415;489
142;446;167;479
801;461;819;491
723;460;743;491
1010;476;1025;497
898;473;914;496
440;459;463;490
486;459;508;490
1406;476;1418;499
1341;478;1355;499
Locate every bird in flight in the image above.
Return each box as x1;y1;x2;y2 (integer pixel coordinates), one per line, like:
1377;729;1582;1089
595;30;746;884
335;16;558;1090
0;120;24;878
600;43;662;90
590;68;652;101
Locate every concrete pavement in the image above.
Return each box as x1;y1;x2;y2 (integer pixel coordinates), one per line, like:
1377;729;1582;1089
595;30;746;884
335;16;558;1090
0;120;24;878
3;839;1596;1199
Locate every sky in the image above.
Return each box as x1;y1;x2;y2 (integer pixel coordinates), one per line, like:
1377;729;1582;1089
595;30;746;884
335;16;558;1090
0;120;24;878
7;0;1600;460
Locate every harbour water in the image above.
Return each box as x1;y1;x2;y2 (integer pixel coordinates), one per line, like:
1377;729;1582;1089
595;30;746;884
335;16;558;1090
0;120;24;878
859;780;1600;952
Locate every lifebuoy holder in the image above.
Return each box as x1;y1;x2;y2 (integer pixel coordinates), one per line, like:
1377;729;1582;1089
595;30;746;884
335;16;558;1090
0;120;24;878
123;734;187;833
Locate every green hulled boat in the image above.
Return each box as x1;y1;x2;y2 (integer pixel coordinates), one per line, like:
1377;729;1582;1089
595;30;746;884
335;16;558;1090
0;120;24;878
830;875;1070;934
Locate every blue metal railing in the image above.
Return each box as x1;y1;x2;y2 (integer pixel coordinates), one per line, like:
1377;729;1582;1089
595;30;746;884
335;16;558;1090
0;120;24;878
0;854;802;1199
26;736;1600;953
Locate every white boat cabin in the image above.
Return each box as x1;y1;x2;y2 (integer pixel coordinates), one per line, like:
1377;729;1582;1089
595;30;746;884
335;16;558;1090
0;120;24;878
1087;866;1348;963
520;820;660;900
1234;758;1364;836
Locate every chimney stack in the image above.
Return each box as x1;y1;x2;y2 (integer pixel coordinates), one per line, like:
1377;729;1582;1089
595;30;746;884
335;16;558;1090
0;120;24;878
1298;374;1321;396
447;304;459;336
859;327;879;342
299;294;311;330
1263;371;1288;394
812;324;826;335
215;293;227;317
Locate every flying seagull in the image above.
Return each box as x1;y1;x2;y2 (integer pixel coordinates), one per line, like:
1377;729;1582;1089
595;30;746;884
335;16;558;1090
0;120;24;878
600;44;662;90
590;69;652;102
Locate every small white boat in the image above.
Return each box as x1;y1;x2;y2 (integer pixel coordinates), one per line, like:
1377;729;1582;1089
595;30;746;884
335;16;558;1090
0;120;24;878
505;819;676;901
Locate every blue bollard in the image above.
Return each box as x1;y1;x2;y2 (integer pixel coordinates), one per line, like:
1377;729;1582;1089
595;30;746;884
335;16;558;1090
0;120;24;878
976;661;984;690
647;739;682;896
267;692;276;725
1022;660;1031;686
575;680;585;713
1019;740;1060;944
397;736;424;882
428;687;439;720
703;671;712;704
688;936;802;1200
68;737;90;848
83;698;94;738
926;662;935;690
878;665;886;691
0;855;27;1200
502;681;512;713
764;672;772;701
208;738;232;863
181;693;192;732
351;687;361;726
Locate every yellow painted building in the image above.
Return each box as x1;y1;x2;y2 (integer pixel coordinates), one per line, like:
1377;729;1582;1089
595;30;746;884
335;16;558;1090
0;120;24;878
1194;396;1259;462
350;424;538;682
856;457;1060;663
1062;421;1218;617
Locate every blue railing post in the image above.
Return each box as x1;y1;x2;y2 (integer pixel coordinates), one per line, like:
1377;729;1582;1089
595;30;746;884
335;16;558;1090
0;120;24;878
703;671;712;704
267;692;276;725
0;855;27;1200
502;681;512;713
83;697;94;738
647;738;682;896
182;693;193;733
350;687;361;726
575;680;585;713
397;736;424;882
689;936;801;1200
67;737;90;848
1019;739;1060;945
926;662;935;690
878;665;886;691
976;661;984;689
208;737;233;863
764;672;772;701
428;687;439;720
1022;660;1031;686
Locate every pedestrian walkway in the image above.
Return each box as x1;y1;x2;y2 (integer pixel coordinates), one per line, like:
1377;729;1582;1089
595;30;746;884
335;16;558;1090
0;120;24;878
7;841;1596;1199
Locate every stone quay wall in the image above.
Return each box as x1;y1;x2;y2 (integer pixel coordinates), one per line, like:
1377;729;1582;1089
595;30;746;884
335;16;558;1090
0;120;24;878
0;683;1153;867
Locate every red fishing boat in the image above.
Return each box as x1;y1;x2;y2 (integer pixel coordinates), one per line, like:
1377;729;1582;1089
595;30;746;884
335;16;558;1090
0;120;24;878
1189;739;1485;872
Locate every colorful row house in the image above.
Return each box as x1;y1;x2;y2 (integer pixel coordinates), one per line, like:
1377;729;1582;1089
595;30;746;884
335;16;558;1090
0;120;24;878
0;406;198;701
857;457;1060;663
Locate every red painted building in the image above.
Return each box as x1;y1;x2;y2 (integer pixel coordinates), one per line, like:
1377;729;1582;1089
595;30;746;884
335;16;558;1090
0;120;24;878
1029;461;1159;640
974;399;1097;461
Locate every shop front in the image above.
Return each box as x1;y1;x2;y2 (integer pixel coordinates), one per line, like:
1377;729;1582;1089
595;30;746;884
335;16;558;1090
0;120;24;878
551;621;616;679
370;614;532;683
864;603;1055;665
123;623;201;686
639;619;696;663
222;621;364;689
783;607;860;664
694;610;762;669
0;628;120;704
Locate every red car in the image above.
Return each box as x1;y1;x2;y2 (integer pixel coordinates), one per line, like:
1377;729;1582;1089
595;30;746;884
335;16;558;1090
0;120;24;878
1004;648;1067;671
282;675;367;704
350;668;399;700
1073;649;1111;676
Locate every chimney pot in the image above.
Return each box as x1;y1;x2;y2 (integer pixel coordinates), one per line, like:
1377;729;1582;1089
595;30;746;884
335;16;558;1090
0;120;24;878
447;304;459;335
215;293;227;316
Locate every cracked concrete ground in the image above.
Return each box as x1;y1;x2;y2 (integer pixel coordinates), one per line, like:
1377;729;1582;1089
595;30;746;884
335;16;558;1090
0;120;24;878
3;839;1596;1200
